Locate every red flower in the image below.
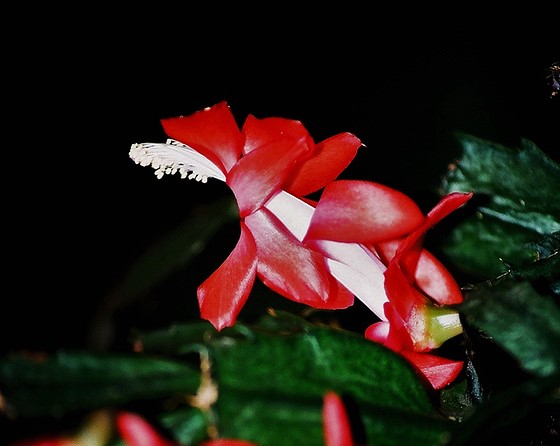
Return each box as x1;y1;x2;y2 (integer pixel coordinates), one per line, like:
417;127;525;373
323;391;356;446
117;411;261;446
305;180;472;388
116;412;177;446
130;101;361;330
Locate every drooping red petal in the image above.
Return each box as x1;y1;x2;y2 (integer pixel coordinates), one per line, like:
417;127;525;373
366;313;463;389
228;137;311;217
241;114;312;155
415;249;464;305
115;412;177;446
161;101;243;173
382;238;463;305
305;180;425;243
197;223;258;331
399;351;464;390
284;132;362;197
323;391;355;446
245;208;354;309
393;191;474;264
384;192;472;305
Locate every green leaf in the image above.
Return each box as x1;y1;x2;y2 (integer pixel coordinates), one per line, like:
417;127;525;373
440;134;560;278
159;407;208;445
0;351;200;418
438;216;539;277
137;313;456;446
459;279;560;377
446;375;560;446
511;231;560;289
442;135;560;231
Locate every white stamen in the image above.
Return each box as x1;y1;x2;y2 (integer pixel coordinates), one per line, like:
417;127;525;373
129;139;226;182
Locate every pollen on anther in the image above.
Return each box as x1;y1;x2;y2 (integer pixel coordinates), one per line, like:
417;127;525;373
129;140;226;183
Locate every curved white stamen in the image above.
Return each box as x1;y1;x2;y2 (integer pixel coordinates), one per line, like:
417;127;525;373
129;139;226;182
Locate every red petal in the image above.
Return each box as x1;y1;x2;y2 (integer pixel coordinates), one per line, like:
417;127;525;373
415;249;463;305
115;412;176;446
284;132;362;197
374;301;414;351
228;137;310;216
394;191;473;262
323;391;355;446
197;223;257;331
384;240;463;305
241;114;312;154
425;191;473;227
375;238;401;264
384;258;425;322
161;101;243;173
400;351;464;390
245;208;354;309
386;192;472;305
306;180;424;243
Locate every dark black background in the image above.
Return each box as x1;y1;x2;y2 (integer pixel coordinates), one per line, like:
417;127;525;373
4;8;559;355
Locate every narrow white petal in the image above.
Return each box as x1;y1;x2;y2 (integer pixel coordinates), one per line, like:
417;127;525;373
265;191;313;241
266;191;389;320
317;239;388;320
129;139;226;182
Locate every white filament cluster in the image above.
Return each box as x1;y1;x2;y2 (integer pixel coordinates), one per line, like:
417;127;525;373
129;139;226;182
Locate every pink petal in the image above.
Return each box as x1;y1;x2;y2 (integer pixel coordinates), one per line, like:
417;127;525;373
284;133;362;197
306;180;424;243
227;137;310;217
241;114;312;155
364;321;390;344
245;208;354;309
323;391;355;446
115;412;177;446
197;223;258;331
399;351;464;390
161;101;243;173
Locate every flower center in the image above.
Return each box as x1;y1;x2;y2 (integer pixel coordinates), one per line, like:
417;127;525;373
129;139;226;182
